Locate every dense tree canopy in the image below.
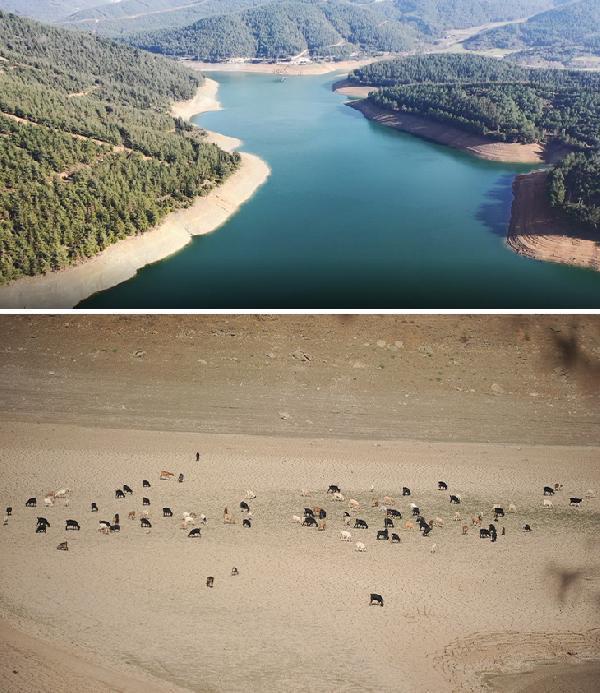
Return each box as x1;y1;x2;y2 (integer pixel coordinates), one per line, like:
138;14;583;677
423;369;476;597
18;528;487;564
549;152;600;230
0;11;238;284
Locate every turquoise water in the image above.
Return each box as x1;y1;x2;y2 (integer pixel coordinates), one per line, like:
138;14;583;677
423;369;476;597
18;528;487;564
81;72;600;308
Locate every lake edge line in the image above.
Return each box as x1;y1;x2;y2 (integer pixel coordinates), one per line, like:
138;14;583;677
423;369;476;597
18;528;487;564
0;77;271;309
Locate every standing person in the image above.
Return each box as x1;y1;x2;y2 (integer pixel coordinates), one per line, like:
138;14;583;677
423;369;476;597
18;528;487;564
195;451;200;462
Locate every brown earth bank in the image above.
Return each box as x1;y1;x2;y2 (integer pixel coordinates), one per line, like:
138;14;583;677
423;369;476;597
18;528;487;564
507;170;600;273
347;99;546;163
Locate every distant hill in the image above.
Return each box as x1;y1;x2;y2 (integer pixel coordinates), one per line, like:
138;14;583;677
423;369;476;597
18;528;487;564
465;0;600;55
0;1;109;22
0;11;238;283
127;0;421;60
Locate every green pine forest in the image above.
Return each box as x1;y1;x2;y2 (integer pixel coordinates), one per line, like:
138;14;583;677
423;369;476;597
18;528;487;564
349;54;600;231
0;11;238;284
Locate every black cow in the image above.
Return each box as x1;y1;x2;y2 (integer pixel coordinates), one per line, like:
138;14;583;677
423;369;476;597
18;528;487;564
57;541;68;551
115;489;125;499
65;520;80;531
377;529;389;540
523;524;532;532
480;528;490;538
163;507;173;517
384;517;394;528
438;481;448;490
37;517;50;527
494;507;505;518
327;485;341;494
418;518;429;532
26;497;36;507
113;513;120;525
142;497;150;506
370;593;384;607
240;501;250;512
35;523;47;533
489;525;497;542
302;516;318;527
319;509;327;519
450;495;461;504
303;507;314;517
6;507;12;516
110;524;120;532
422;524;432;537
188;528;201;537
402;487;411;496
412;506;420;516
391;533;401;543
544;486;555;495
178;474;184;483
387;508;401;517
243;518;252;528
354;519;368;529
91;502;98;512
141;518;152;528
206;576;214;587
123;485;133;494
142;480;151;488
570;497;583;506
99;520;111;529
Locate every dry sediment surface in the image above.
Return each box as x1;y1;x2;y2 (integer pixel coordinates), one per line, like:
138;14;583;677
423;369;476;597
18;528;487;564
507;171;600;273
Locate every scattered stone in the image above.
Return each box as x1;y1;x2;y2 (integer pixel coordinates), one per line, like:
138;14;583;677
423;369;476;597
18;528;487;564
133;350;146;358
394;340;404;349
353;360;366;369
376;340;386;348
418;345;433;357
491;383;504;395
279;412;290;420
292;350;311;362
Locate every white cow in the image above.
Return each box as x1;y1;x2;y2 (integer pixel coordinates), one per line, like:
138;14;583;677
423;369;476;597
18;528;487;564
543;498;553;508
246;490;256;499
349;499;360;510
43;495;54;507
508;503;517;513
333;492;345;502
340;530;352;541
355;541;366;552
54;488;71;499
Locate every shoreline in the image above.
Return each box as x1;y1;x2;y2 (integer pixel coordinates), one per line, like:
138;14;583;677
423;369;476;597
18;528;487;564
0;77;270;308
346;97;545;164
507;170;600;273
184;58;375;75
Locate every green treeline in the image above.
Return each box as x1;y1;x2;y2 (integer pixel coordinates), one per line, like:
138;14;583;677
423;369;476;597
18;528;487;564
0;11;239;284
349;54;600;232
127;0;420;60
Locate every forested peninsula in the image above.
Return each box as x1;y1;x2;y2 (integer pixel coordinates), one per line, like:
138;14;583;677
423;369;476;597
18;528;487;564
0;11;240;285
345;55;600;244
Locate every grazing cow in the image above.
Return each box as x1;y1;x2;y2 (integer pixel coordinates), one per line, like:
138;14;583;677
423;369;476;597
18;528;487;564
110;524;120;532
404;521;414;530
508;503;517;513
123;485;133;494
585;489;596;499
143;480;151;488
383;496;394;505
570;497;583;507
462;524;469;535
243;518;252;528
206;576;214;588
199;514;207;524
355;542;366;552
554;483;563;491
450;494;461;504
544;486;555;496
369;593;384;607
471;515;482;526
37;517;50;528
128;511;136;520
292;515;302;523
453;512;462;521
113;513;120;525
304;508;314;517
141;518;152;528
302;516;318;527
543;498;553;508
493;506;504;517
35;523;47;533
318;521;326;531
402;487;411;496
319;509;327;520
57;541;68;551
44;495;54;507
480;528;490;538
502;526;506;536
421;523;432;537
340;530;352;541
99;520;111;529
523;524;532;532
26;498;36;507
349;499;361;510
188;528;201;537
371;498;379;508
115;489;125;499
384;518;394;528
142;497;150;506
246;490;256;499
224;514;236;525
354;519;368;529
332;492;345;502
91;503;98;512
377;529;389;540
387;509;402;518
438;481;448;490
65;520;80;531
433;517;444;528
178;474;184;483
327;485;341;494
240;501;250;512
163;507;173;517
231;567;239;576
6;507;12;516
411;506;420;517
160;470;175;480
391;533;401;543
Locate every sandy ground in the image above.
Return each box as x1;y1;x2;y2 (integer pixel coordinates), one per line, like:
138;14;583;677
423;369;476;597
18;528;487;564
347;99;545;164
507;171;600;273
0;79;270;309
0;316;599;692
184;59;376;76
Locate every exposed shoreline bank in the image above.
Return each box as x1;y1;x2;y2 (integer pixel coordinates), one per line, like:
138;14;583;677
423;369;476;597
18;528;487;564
185;58;374;75
0;77;270;308
507;170;600;273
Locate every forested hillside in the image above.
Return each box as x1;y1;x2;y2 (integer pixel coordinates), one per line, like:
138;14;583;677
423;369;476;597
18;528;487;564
128;0;420;60
0;11;238;284
348;54;600;232
0;1;105;22
465;0;600;56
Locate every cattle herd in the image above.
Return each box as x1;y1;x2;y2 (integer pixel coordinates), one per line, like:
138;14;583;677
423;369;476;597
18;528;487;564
3;470;596;607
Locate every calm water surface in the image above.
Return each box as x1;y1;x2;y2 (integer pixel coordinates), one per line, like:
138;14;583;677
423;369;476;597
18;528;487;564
81;72;600;308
